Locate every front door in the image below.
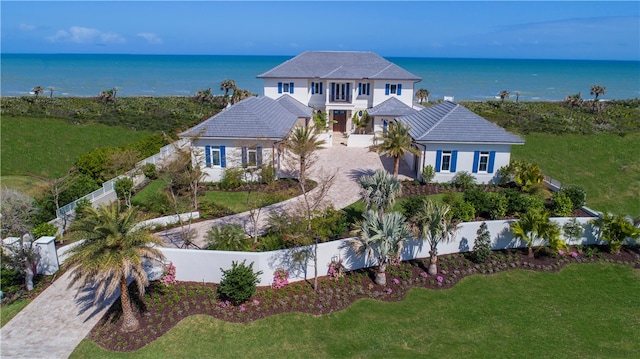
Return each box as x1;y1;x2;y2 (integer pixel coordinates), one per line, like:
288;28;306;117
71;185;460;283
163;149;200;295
333;110;347;133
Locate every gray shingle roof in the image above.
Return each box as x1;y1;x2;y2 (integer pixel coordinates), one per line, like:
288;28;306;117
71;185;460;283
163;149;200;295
180;96;307;139
399;101;525;144
367;97;417;117
257;51;421;81
276;95;313;118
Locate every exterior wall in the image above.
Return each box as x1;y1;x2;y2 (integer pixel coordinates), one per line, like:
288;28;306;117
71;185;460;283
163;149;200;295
152;216;599;286
190;138;278;183
416;143;514;184
263;78;309;105
371;80;415;107
346;134;374;147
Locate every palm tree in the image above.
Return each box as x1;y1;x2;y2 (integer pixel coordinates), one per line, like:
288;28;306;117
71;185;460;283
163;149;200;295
32;86;44;99
563;92;583;119
48;86;55;99
510;208;557;257
358;169;402;219
374;121;420;176
411;200;459;275
499;90;510;103
415;88;430;104
351;210;412;286
514;91;521;103
98;89;116;114
192;88;214;114
220;79;237;107
590;84;606;101
285;126;326;185
66;202;165;332
231;88;254;105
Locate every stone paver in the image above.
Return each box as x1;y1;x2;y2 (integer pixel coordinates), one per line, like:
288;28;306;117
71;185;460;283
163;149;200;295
0;271;118;359
158;145;415;248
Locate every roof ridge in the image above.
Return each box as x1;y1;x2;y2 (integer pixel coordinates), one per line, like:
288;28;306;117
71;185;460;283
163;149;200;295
369;63;393;78
417;102;458;139
322;65;343;78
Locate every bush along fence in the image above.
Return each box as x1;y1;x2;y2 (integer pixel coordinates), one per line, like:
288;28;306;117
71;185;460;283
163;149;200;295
54;138;189;221
141;216;606;287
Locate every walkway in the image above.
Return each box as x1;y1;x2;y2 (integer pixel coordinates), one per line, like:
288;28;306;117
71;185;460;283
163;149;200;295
0;271;119;359
158;145;415;248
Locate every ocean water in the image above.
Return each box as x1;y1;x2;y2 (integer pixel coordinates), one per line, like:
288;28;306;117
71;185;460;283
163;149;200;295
1;54;638;101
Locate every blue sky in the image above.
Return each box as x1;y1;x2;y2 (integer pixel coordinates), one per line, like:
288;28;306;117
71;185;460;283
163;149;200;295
1;1;638;60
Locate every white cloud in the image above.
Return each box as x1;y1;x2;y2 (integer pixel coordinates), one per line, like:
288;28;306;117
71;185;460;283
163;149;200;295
47;26;125;44
19;24;36;31
137;32;163;44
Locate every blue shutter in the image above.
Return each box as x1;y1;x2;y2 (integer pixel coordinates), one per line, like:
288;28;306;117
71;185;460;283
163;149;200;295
257;146;263;166
488;151;496;173
319;82;323;94
358;83;362;95
435;150;442;172
385;84;390;95
241;147;247;165
346;83;350;102
383;120;388;134
311;82;315;94
451;150;458;172
472;151;480;173
331;82;335;101
278;82;282;94
290;82;294;94
220;146;226;168
397;84;402;95
205;145;211;168
366;83;370;95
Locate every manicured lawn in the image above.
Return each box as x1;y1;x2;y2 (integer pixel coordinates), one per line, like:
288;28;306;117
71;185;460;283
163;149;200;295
0;299;30;327
201;191;250;213
70;263;640;358
512;133;640;216
0;116;154;179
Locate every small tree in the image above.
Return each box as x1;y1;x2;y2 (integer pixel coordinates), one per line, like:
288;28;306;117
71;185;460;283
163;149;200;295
590;213;640;254
206;223;251;251
473;222;492;263
451;171;477;190
358;169;402;220
411;200;459;275
510;209;559;257
217;260;262;305
114;177;134;208
374;121;420;176
550;192;573;217
590;84;606;101
193;88;214;114
563;92;583;119
32;86;44;99
420;165;435;184
499;90;510;103
562;218;584;245
48;86;55;99
415;88;430;104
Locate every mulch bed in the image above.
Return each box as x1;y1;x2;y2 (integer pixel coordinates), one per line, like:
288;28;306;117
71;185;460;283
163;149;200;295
88;246;639;352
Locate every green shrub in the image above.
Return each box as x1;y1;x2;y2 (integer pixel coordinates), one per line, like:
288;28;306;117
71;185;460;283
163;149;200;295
145;191;173;215
463;188;506;219
450;200;476;222
401;195;427;219
32;222;58;239
217;260;262;305
559;185;586;210
451;171;477;190
259;163;276;184
550;192;573;217
206;223;251;251
219;167;244;189
486;192;507;220
74;198;92;220
420;165;435;184
563;218;585;243
142;163;158;180
256;234;287;252
473;222;492;263
198;202;234;219
114;177;134;202
504;189;545;216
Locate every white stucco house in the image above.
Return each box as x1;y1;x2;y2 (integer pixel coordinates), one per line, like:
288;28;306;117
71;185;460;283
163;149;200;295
179;51;524;184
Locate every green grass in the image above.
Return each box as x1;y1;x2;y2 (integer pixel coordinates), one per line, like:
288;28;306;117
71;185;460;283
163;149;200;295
70;263;640;358
512;133;640;216
201;191;250;213
0;299;30;327
0;116;154;179
0;175;50;198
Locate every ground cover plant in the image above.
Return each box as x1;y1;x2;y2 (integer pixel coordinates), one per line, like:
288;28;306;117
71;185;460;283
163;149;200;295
70;251;639;357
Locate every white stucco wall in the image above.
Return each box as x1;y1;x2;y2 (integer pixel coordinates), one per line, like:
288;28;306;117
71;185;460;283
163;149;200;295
415;143;514;184
190;139;278;183
371;80;415;107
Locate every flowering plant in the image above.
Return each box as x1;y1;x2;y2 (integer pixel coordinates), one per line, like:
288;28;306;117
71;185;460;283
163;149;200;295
328;258;344;279
160;262;176;286
272;268;289;288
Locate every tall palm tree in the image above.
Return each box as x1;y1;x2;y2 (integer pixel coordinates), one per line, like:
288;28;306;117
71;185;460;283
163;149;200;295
98;89;116;114
285;126;326;185
411;200;459;275
351;210;411;286
374;121;420;176
590;84;606;101
220;79;237;107
48;86;55;99
66;202;165;332
563;92;583;119
510;208;556;257
415;88;430;104
32;86;44;99
193;88;214;114
230;88;255;105
358;169;402;219
499;90;510;103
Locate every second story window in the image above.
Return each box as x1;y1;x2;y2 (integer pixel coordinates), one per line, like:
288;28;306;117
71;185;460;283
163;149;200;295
330;82;351;102
385;83;403;96
358;82;370;96
311;82;323;95
278;82;294;94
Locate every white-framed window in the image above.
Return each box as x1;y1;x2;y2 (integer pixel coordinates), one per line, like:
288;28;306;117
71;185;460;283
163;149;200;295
330;82;350;102
385;83;403;96
311;82;323;95
441;151;452;172
278;82;294;94
478;151;490;172
210;147;221;167
247;148;258;166
358;82;370;96
242;146;262;167
390;84;397;94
